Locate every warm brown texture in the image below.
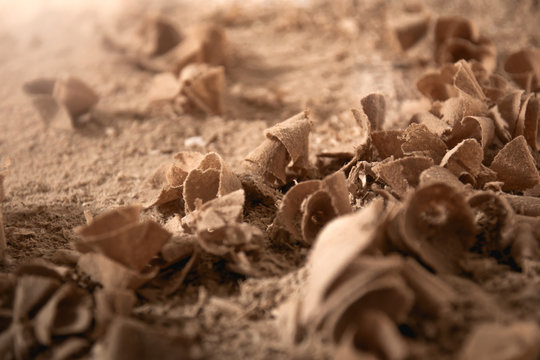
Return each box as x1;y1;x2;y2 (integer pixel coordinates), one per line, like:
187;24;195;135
23;76;99;129
1;1;540;360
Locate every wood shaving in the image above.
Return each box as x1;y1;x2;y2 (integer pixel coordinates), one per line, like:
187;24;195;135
504;48;540;92
434;16;496;73
273;171;352;245
243;111;312;187
397;183;476;273
3;4;540;360
489;136;539;191
105;14;227;75
23;76;99;129
393;13;430;51
74;205;171;271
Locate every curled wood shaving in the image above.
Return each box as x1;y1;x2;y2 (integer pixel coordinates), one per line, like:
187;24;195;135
410;111;452;137
160;234;197;265
105;14;227;75
481;73;508;103
360;93;386;131
13;276;60;322
148;63;226;115
496;90;525;138
440;138;483;185
1;271;95;359
94;289;136;337
504;48;540;92
437;95;488;132
397;183;476;273
467;191;514;256
417;63;459;102
243;111;311;187
503;194;540;217
401;123;447;163
301;199;387;322
489;136;540;192
23;76;99;129
104;15;181;58
194;190;263;275
141;151;203;210
183;152;242;212
143;152;241;214
178;63;226;115
160;189;263;279
495;91;540;150
393;13;430;51
74;205;171;271
77;253;159;290
273;171;352;245
510;221;539;269
445;115;495;150
372;156;434;197
434;16;496;73
371;130;405;159
33;284;92;346
300;199;457;358
136;15;182;57
417;60;487;112
419;165;467;190
166;23;228;74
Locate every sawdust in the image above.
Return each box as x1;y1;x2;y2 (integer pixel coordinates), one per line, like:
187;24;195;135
1;0;540;359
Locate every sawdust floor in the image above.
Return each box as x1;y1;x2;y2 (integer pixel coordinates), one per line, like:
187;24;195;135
1;0;540;359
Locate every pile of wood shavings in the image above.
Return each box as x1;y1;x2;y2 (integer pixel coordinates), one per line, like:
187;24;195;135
1;1;540;359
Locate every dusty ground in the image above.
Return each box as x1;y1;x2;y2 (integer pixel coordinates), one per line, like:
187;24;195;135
1;0;540;359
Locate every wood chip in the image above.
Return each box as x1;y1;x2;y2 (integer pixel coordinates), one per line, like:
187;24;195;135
183;152;242;212
445;115;495;150
399;183;476;273
489;136;540;192
274;171;352;245
372;156;434;196
243;111;311;187
74;205;171;271
440;138;483;185
77;253;158;290
434;16;496;73
194;190;262;262
301;200;386;322
34;284;92;345
371;130;405;159
360;93;386;131
23;76;98;129
504;48;540;92
393;14;430;51
13;276;59;321
178;63;226;115
401;123;447;163
141;151;204;210
94;289;136;336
